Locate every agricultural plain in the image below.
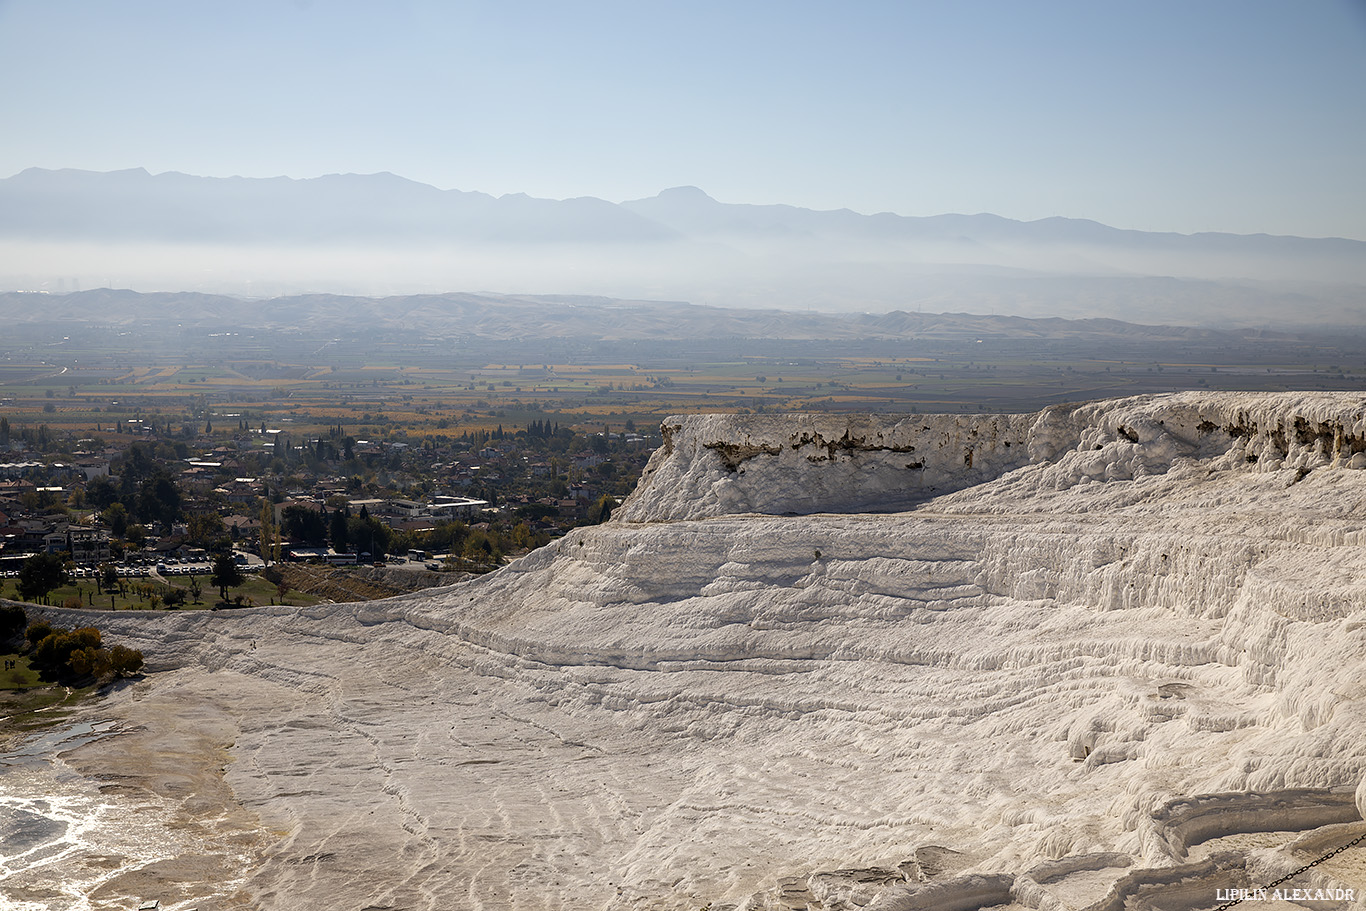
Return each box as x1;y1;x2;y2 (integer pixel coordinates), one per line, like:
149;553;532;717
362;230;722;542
3;303;1366;446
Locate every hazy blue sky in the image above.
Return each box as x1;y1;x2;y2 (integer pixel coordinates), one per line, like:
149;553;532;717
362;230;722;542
1;0;1363;238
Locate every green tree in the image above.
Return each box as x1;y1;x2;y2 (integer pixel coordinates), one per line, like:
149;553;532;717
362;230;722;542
347;515;391;560
460;529;501;568
281;504;327;545
101;501;129;537
187;576;203;604
210;552;245;602
586;495;617;525
135;472;182;529
187;511;228;549
35;626;100;671
99;563;119;596
86;475;119;509
69;646;112;680
17;553;69;605
329;508;350;550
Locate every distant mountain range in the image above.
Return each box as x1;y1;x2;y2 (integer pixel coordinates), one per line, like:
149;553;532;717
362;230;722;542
4;167;1361;257
0;168;673;244
1;168;1363;325
0;288;1315;343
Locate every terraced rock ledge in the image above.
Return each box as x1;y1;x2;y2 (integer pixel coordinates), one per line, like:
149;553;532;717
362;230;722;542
8;391;1366;911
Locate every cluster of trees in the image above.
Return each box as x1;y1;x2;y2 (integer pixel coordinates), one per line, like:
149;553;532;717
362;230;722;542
0;418;57;452
14;549;221;610
86;443;183;532
5;610;145;683
273;507;553;571
426;522;506;571
278;503;394;556
123;579;198;609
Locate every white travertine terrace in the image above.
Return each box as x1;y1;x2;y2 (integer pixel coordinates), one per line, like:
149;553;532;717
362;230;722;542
21;392;1366;910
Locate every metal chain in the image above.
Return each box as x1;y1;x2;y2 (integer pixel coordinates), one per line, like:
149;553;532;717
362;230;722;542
1209;828;1366;911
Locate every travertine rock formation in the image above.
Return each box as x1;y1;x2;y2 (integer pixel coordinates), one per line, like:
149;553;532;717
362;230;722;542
13;392;1366;911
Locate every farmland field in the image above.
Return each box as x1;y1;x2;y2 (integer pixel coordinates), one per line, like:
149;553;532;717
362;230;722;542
1;318;1364;442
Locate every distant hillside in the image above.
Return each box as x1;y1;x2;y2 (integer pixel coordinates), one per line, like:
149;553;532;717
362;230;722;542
0;288;1307;342
1;168;1363;324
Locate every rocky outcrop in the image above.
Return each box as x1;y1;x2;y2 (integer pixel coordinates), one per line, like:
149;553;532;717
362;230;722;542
618;392;1366;522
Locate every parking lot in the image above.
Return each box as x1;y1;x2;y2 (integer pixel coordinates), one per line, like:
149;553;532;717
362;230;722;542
0;555;262;581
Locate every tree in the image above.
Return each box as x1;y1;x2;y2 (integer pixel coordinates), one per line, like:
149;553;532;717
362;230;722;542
135;472;182;529
69;645;112;680
26;620;54;648
17;553;69;605
347;514;391;560
35;626;100;670
86;475;119;509
99;563;119;596
187;511;228;550
259;500;279;566
210;552;245;602
586;495;617;525
109;644;144;676
101;501;129;537
187;576;203;604
281;504;327;545
329;508;350;550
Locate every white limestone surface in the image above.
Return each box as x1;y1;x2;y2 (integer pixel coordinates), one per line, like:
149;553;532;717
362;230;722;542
11;392;1366;911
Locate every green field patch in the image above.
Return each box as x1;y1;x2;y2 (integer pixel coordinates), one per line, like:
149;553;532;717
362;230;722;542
0;653;43;691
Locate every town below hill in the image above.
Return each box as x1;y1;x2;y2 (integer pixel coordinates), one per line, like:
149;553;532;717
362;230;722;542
0;417;646;609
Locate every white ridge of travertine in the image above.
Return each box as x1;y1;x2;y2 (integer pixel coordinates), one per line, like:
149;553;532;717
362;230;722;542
15;391;1366;911
618;392;1366;522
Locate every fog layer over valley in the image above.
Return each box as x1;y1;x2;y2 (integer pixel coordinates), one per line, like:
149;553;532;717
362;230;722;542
13;392;1366;910
3;170;1363;325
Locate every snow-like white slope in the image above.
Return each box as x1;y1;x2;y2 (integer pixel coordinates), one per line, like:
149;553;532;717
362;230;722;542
24;392;1366;911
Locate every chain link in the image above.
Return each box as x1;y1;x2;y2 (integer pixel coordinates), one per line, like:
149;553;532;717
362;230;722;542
1209;828;1366;911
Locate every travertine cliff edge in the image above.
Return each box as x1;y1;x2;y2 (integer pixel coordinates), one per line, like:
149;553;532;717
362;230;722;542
619;393;1366;521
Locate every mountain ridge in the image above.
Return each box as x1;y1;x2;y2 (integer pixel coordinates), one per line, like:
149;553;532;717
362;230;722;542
6;166;1363;246
4;168;1363;320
